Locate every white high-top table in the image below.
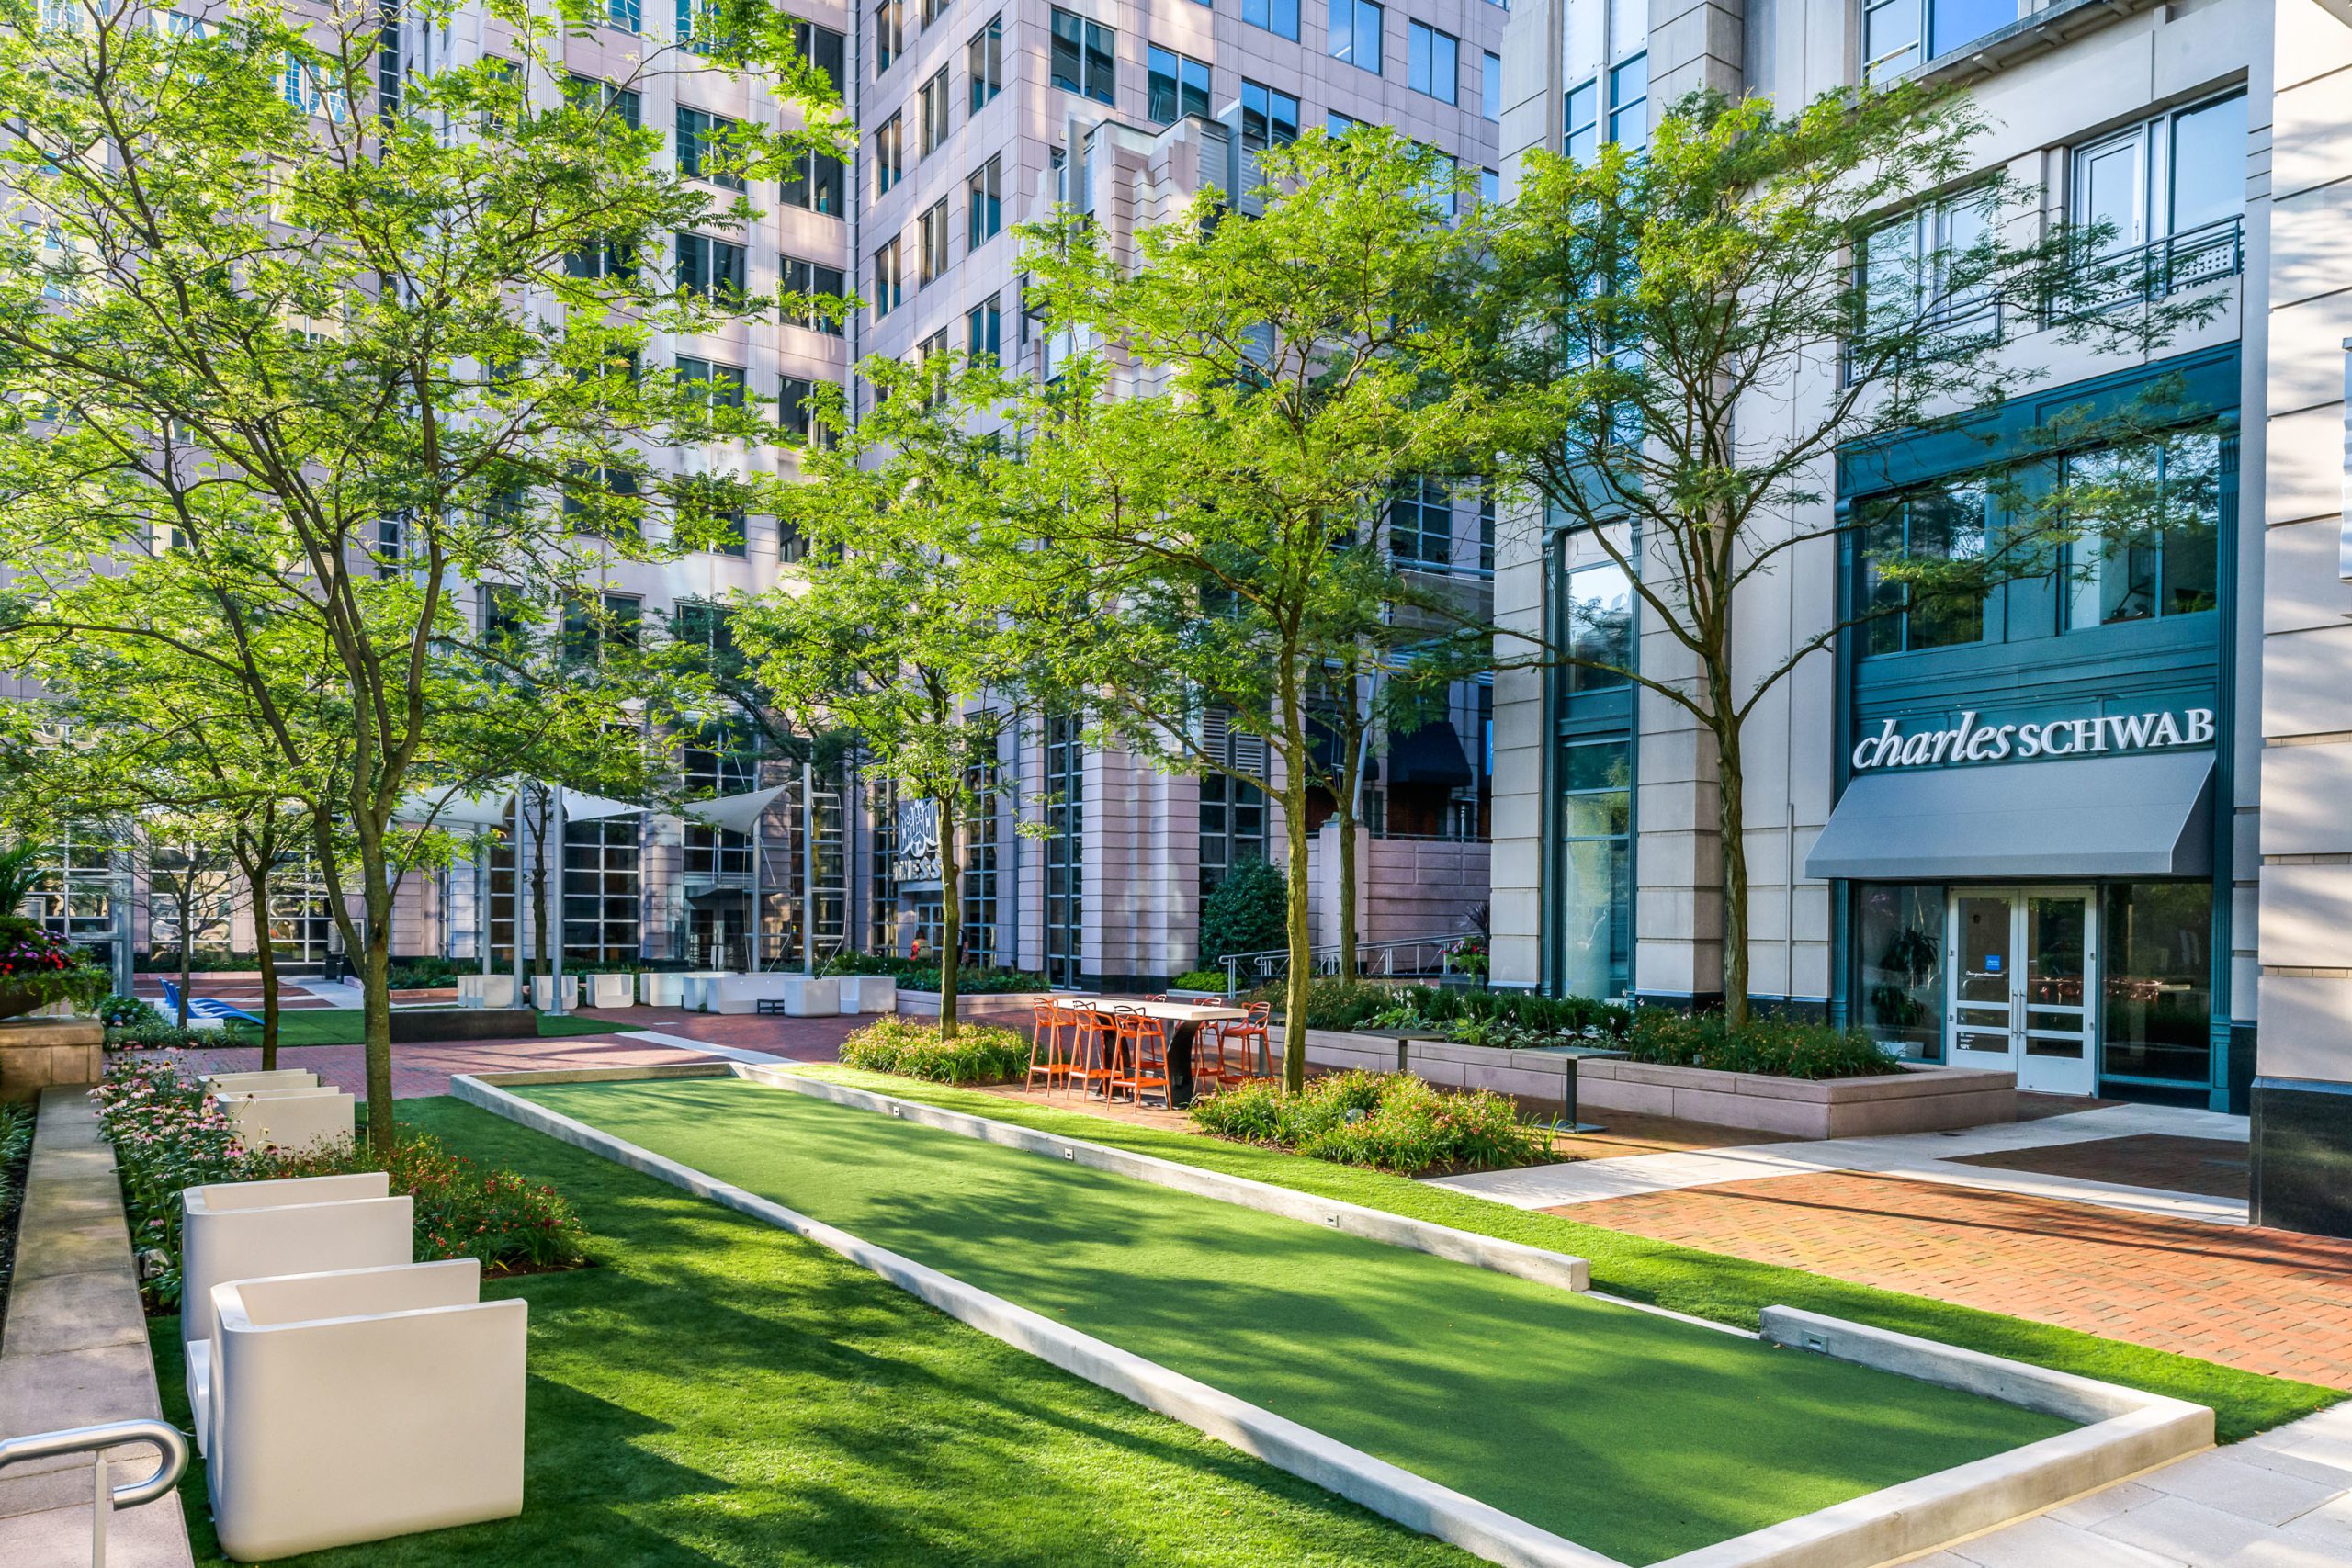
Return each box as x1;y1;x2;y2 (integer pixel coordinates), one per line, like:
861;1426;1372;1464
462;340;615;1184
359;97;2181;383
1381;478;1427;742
1057;998;1248;1108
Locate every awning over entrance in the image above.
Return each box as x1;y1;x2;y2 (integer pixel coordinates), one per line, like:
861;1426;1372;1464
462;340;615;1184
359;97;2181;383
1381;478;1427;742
1388;719;1473;787
1805;750;2215;882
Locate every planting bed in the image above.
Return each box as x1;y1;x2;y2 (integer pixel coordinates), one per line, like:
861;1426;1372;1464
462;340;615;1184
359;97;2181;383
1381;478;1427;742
508;1073;2076;1566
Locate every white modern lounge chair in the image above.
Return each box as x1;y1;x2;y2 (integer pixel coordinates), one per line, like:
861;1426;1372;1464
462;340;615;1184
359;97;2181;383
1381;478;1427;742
529;974;579;1010
638;970;686;1007
834;976;897;1014
207;1259;526;1561
213;1086;356;1155
180;1173;412;1452
586;972;635;1008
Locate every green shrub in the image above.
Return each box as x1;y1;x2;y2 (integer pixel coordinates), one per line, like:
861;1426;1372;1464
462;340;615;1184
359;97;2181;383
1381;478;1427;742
838;1016;1033;1084
1170;969;1230;993
1189;1070;1550;1175
0;1100;30;1239
1198;857;1287;967
100;993;163;1028
93;1056;588;1309
105;1019;247;1052
1255;977;1412;1032
1622;1010;1892;1080
386;955;462;988
899;966;1044;995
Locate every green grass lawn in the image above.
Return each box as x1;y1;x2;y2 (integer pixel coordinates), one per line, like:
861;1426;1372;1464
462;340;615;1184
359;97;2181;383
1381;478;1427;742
154;1095;1491;1568
788;1065;2342;1446
520;1076;2070;1566
253;1010;635;1047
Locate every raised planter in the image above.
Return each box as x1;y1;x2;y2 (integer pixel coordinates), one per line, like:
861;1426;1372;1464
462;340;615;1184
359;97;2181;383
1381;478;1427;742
892;990;1054;1025
0;1014;103;1102
1270;1027;2016;1139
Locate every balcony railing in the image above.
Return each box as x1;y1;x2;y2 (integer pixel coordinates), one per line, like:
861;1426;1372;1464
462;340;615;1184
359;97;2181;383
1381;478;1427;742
2062;216;2245;315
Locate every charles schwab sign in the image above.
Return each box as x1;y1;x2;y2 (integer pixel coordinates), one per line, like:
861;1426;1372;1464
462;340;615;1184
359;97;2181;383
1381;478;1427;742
1852;706;2215;772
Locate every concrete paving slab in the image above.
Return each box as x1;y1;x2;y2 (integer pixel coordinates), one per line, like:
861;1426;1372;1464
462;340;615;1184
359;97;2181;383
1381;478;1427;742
2138;1452;2348;1526
1948;1513;2184;1566
0;1493;191;1563
0;1269;151;1358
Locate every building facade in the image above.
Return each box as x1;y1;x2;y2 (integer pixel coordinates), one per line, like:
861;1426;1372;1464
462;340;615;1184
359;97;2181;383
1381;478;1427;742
1488;0;2352;1230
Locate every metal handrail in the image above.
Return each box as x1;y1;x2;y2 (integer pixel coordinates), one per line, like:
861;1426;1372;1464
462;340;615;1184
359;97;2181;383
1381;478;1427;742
0;1418;189;1567
1220;930;1481;990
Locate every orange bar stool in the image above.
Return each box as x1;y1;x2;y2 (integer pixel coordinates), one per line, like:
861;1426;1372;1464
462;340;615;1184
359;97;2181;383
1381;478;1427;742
1111;1010;1170;1108
1026;999;1070;1093
1067;1006;1118;1100
1219;1002;1272;1084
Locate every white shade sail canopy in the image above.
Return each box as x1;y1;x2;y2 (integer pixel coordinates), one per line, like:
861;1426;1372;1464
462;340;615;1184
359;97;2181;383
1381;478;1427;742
680;784;786;836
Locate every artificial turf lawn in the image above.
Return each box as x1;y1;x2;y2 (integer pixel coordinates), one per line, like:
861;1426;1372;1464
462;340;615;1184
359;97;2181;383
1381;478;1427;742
791;1066;2343;1446
520;1076;2071;1565
254;1009;636;1047
153;1094;1489;1568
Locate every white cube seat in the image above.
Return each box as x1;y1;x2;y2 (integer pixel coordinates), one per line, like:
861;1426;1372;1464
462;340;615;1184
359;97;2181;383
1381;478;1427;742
638;971;685;1007
215;1087;356;1156
678;971;732;1011
834;976;897;1014
585;972;634;1008
208;1260;526;1561
708;974;790;1015
204;1069;320;1094
529;974;579;1011
181;1173;412;1452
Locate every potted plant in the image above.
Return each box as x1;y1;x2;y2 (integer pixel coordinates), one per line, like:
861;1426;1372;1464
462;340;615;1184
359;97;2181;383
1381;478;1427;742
0;844;109;1020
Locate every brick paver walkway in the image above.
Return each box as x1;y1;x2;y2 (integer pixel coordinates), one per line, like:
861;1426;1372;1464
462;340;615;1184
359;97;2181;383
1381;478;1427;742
1561;1170;2352;1388
1950;1133;2249;1201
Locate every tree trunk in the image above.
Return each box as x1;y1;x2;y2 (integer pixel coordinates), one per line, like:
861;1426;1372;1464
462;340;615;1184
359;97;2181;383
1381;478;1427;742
936;793;962;1042
1279;667;1312;1094
528;785;550;977
356;838;398;1157
175;876;193;1029
254;931;281;1072
1715;718;1750;1032
237;847;281;1071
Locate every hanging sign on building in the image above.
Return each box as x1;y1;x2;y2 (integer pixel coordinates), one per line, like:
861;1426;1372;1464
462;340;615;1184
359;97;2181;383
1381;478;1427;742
892;798;943;889
1852;706;2215;772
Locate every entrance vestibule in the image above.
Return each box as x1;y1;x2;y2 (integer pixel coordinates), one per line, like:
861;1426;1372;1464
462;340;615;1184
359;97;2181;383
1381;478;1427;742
1947;887;2098;1096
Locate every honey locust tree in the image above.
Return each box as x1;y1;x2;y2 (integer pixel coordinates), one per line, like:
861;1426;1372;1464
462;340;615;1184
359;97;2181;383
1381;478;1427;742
0;0;843;1148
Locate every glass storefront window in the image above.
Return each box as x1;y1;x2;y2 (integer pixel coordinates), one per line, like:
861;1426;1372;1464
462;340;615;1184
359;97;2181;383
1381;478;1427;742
1563;561;1634;694
2099;881;2211;1084
1557;739;1630;998
1857;883;1943;1060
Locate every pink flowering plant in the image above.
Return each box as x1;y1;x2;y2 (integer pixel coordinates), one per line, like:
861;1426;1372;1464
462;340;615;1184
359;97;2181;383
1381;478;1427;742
94;1057;588;1310
0;919;109;1017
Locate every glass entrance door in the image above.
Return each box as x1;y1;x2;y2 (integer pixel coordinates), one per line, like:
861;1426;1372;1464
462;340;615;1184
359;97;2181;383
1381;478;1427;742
1945;888;2099;1096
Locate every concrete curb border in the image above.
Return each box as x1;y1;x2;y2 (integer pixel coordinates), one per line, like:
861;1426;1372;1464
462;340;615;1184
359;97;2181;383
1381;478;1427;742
448;1066;2218;1568
447;1071;1626;1568
742;1065;1592;1295
1641;1308;2215;1568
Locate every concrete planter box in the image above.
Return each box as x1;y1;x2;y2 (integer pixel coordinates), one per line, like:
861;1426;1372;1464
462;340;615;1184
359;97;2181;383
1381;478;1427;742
0;1014;102;1102
1271;1027;2016;1138
893;990;1053;1026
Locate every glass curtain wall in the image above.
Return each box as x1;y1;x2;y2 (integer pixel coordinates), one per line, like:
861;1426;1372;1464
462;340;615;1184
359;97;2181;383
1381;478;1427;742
1044;714;1085;986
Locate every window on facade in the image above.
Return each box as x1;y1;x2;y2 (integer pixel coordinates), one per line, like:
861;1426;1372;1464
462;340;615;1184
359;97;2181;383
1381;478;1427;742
1857;884;1944;1061
968;15;1003;109
563;463;642;536
1562;559;1633;691
1858;187;1997;354
922;0;948;27
1051;8;1116;104
673;599;737;656
2100;881;2211;1085
561;818;640;964
1238;79;1300;151
1328;0;1382;73
677;0;734;55
568;74;641;128
1556;739;1629;998
2063;431;2223;628
779;375;838;447
1481;50;1500;119
21;829;115;946
1148;44;1212;125
1864;0;2016;81
1479;166;1501;206
1243;0;1299;38
915;199;949;286
795;20;845;90
781;148;846;215
967;156;1001;247
1407;21;1456;102
562;592;643;664
1043;712;1085;985
920;68;950;155
1565;78;1597;162
963;761;1001;964
1328;109;1363;138
1387;476;1453;568
266;854;333;963
875;112;904;196
674;354;747;411
874;0;903;72
1607;51;1647;152
2070;91;2246;301
780;255;847;334
1197;708;1267;899
1859;482;1988;655
674;232;745;299
607;0;639;32
678;473;748;556
871;234;904;319
967;295;1001;359
682;725;756;878
676;107;745;189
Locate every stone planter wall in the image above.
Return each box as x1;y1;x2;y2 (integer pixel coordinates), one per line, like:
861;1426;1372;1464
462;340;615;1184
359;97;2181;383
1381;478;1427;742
891;991;1053;1026
0;1016;103;1103
1268;1027;2016;1139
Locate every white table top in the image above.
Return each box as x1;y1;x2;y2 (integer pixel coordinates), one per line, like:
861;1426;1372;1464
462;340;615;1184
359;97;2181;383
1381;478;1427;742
1057;998;1248;1022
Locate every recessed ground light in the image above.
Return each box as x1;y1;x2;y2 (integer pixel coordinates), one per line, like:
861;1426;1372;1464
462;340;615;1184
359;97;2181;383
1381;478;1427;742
1801;1330;1830;1353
